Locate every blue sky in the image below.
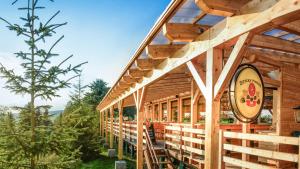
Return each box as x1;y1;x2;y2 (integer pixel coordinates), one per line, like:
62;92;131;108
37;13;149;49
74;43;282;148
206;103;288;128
0;0;171;110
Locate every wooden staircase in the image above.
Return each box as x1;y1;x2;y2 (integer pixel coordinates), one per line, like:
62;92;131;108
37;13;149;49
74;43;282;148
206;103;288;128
144;125;175;169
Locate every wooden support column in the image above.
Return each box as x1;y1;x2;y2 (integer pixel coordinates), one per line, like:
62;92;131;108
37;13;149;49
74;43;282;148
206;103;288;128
105;109;109;144
205;47;222;169
133;87;147;169
99;111;104;137
206;32;251;169
190;80;201;164
191;80;201;126
242;123;250;169
99;111;102;137
159;102;162;122
118;100;124;160
167;99;171;122
178;98;183;123
110;106;114;149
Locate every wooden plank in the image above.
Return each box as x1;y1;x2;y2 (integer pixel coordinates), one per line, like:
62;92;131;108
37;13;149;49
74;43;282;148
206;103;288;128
163;23;203;42
247;47;300;64
146;44;184;59
251;35;300;54
182;136;205;145
224;131;299;145
135;58;164;70
182;128;205;135
128;68;150;78
263;76;281;87
187;61;207;99
214;32;252;100
195;0;234;16
224;144;298;162
223;156;276;169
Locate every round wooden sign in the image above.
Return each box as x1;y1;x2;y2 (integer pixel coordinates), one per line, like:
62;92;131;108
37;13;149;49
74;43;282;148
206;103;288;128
229;64;264;123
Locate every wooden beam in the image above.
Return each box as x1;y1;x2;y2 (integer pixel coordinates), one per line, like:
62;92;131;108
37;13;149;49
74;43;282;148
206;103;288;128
122;75;139;83
133;87;147;169
263;76;281;87
247;47;300;64
99;0;300;111
146;44;184;59
251;35;300;54
192;12;207;24
245;54;282;67
118;100;124;160
110;106;114;149
163;23;205;42
187;61;207;99
128;69;150;78
214;32;252;100
135;58;164;70
205;47;223;169
276;25;300;37
195;0;234;16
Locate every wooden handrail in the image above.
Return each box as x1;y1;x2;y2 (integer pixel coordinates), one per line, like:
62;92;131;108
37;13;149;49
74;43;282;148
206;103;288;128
144;125;159;167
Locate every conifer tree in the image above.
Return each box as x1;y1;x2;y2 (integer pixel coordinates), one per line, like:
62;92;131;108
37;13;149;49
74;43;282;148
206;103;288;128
0;0;85;168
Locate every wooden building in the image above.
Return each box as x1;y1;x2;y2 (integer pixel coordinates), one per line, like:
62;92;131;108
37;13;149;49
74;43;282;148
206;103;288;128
97;0;300;168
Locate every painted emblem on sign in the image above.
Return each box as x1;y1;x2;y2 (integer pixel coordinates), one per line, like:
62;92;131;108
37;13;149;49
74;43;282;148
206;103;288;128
229;64;264;123
240;82;261;107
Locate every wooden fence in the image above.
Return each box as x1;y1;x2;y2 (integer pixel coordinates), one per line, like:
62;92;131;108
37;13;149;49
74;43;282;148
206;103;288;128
219;130;300;169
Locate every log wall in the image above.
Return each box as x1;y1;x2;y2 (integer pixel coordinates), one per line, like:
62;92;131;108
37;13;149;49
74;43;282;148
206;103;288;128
280;64;300;168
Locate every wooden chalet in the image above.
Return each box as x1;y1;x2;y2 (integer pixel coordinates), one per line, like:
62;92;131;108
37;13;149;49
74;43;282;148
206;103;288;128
97;0;300;168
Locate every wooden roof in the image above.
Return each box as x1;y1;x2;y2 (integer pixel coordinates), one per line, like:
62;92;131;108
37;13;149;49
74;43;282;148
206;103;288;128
98;0;300;111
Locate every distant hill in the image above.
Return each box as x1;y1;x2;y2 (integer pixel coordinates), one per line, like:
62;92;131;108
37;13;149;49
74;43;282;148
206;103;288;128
49;110;63;120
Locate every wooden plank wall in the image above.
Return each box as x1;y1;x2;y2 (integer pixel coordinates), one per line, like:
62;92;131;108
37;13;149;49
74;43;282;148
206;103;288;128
280;64;300;168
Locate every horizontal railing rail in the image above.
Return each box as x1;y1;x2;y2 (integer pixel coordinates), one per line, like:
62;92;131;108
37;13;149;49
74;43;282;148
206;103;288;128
219;130;300;169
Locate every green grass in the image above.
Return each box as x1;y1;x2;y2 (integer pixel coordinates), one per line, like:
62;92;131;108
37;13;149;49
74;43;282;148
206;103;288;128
80;145;136;169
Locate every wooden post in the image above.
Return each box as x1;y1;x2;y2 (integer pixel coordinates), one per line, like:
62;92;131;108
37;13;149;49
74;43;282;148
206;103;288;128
178;98;183;123
298;137;300;169
133;87;147;169
204;47;222;169
118;100;124;160
190;80;200;163
218;130;224;169
167;99;171;122
102;111;105;137
110;106;114;149
105;109;109;144
151;104;156;122
159;102;162;122
242;123;250;169
99;111;102;137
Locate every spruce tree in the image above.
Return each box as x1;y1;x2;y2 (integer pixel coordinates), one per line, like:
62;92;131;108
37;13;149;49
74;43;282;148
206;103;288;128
61;76;102;162
0;0;85;168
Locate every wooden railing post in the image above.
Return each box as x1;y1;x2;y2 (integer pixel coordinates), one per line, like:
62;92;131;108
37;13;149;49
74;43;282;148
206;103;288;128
105;109;109;144
118;100;124;160
218;130;224;169
298;136;300;169
109;106;114;149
